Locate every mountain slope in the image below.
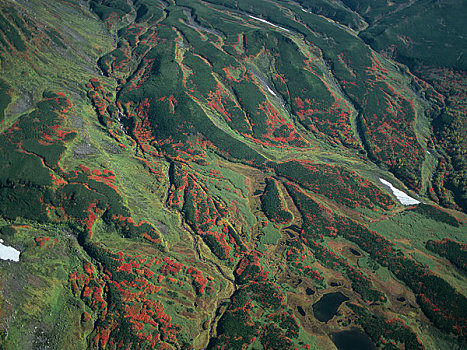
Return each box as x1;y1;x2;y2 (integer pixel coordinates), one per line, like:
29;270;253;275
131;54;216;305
0;0;465;349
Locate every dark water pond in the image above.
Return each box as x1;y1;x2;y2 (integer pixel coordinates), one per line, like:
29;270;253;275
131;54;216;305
305;287;315;295
349;248;361;256
285;224;302;233
297;306;306;316
312;292;349;322
331;329;376;350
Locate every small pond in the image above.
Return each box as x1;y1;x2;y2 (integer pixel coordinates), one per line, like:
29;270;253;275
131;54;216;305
312;292;349;322
297;306;306;316
349;248;361;256
331;329;376;350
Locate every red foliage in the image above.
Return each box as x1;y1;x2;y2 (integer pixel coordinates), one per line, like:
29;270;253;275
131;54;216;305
34;236;50;247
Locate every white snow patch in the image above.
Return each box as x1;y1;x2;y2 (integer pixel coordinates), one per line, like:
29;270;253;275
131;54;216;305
427;150;431;155
379;178;420;206
0;239;20;262
266;85;277;97
248;15;290;32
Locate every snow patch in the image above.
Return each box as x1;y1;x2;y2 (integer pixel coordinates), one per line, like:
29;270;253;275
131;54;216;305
266;85;277;97
379;178;420;206
0;239;20;262
248;15;290;32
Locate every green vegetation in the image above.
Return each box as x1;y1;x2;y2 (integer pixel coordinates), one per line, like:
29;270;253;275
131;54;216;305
261;178;292;224
426;238;467;274
275;160;395;209
0;79;12;123
0;11;26;51
357;0;467;71
0;0;466;349
349;303;424;350
410;204;461;227
90;0;132;24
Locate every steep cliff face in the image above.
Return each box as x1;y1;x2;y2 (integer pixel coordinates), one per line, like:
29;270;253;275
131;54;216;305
0;1;465;349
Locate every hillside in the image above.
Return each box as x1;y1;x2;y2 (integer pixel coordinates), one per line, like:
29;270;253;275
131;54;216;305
0;0;465;349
